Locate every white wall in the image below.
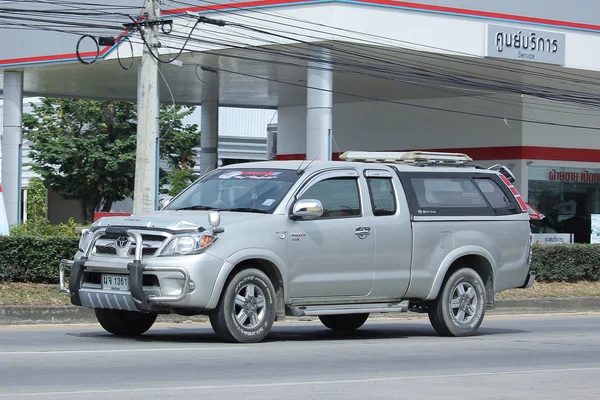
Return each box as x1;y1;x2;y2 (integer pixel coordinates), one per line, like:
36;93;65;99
277;94;523;156
522;96;600;149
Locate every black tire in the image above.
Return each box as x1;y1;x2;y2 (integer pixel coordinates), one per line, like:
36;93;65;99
209;268;276;343
428;267;487;337
94;309;157;336
319;313;369;331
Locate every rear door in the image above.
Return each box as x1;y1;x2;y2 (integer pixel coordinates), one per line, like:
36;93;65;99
363;169;412;299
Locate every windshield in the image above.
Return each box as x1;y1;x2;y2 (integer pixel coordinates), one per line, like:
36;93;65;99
164;168;300;213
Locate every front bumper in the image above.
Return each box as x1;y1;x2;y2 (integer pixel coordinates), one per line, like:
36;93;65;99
59;226;223;313
60;259;190;312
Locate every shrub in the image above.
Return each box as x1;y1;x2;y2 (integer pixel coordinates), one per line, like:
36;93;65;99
0;236;79;283
531;244;600;282
9;218;84;238
0;237;599;284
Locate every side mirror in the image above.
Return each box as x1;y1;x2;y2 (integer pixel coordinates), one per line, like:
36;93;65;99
292;199;323;220
209;211;224;233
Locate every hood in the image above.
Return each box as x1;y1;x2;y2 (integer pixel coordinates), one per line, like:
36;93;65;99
92;210;263;231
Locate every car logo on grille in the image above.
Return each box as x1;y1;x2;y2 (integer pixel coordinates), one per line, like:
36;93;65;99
115;236;129;248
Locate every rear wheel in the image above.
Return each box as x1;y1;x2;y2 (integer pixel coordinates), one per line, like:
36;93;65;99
319;313;370;331
94;309;157;336
428;267;486;337
209;268;276;343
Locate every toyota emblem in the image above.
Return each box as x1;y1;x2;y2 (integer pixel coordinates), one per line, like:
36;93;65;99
115;236;129;248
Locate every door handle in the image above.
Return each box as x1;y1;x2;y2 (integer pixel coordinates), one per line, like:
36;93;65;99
354;226;371;239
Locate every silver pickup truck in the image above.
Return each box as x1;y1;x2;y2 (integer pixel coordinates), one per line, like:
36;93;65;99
59;151;535;343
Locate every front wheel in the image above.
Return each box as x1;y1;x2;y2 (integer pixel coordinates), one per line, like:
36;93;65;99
319;313;370;331
94;309;157;336
428;267;486;337
209;268;276;343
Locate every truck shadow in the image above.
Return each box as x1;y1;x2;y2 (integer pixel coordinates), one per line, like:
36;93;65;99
70;321;526;344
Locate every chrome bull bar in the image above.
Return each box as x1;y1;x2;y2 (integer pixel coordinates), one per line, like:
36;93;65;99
59;226;191;311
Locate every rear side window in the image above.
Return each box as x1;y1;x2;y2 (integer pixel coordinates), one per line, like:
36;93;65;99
410;177;488;208
366;178;396;216
474;178;512;209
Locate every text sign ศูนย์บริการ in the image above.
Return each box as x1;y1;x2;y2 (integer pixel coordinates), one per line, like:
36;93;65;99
485;24;566;66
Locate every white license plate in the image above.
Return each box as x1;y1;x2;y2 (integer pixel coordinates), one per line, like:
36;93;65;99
101;275;129;291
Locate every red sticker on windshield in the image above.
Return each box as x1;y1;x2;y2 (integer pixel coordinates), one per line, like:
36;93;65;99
219;171;282;180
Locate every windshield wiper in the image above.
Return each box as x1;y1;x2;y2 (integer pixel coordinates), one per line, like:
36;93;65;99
173;205;218;211
219;207;269;214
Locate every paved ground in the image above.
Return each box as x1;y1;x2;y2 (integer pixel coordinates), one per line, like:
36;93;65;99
0;313;599;399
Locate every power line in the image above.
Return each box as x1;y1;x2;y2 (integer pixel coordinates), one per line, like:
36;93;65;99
126;23;600;130
168;0;600;87
158;24;600;110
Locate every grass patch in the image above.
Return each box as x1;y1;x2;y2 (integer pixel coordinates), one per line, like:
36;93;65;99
0;283;71;306
496;281;600;299
0;281;599;306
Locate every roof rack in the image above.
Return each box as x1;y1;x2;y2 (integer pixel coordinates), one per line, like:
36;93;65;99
339;151;474;165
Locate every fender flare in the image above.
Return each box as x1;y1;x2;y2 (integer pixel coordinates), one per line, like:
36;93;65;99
425;245;497;300
206;249;288;309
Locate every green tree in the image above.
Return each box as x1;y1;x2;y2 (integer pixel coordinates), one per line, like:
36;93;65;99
167;168;197;196
23;98;200;222
26;177;47;224
158;105;200;194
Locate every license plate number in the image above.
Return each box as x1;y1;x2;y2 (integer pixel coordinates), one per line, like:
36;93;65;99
101;275;129;291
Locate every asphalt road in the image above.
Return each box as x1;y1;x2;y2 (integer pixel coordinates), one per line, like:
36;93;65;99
0;313;599;400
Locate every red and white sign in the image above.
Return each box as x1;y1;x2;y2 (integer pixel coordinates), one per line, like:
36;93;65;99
548;169;600;183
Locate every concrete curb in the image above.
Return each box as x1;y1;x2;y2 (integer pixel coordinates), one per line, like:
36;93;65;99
1;297;599;325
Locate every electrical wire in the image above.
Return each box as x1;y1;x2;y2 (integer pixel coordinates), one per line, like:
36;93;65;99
131;22;600;127
191;62;600;131
130;31;600;125
159;26;600;110
116;36;134;70
75;34;99;64
148;10;600;110
8;0;599;129
169;0;600;87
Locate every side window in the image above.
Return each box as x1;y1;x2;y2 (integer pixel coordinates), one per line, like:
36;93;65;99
410;177;488;208
474;178;513;209
299;177;361;218
366;178;396;216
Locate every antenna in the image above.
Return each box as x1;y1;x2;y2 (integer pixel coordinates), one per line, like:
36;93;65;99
296;158;307;175
297;157;317;175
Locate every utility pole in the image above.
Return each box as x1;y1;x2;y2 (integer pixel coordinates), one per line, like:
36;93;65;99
133;0;160;214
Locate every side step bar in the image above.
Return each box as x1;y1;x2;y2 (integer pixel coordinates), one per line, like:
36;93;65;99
286;301;409;317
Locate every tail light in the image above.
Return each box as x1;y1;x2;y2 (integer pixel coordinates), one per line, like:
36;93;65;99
498;174;528;213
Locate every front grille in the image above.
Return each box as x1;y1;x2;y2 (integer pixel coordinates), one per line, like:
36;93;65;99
91;230;170;258
95;246;117;255
129;248;158;256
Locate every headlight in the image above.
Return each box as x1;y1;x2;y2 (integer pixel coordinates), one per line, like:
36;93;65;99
158;234;216;256
78;229;92;252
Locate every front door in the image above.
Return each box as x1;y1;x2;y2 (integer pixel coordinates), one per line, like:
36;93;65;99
287;169;375;299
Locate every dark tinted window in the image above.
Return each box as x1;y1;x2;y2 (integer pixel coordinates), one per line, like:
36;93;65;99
474;178;512;209
299;178;361;218
366;178;396;216
410;177;487;208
